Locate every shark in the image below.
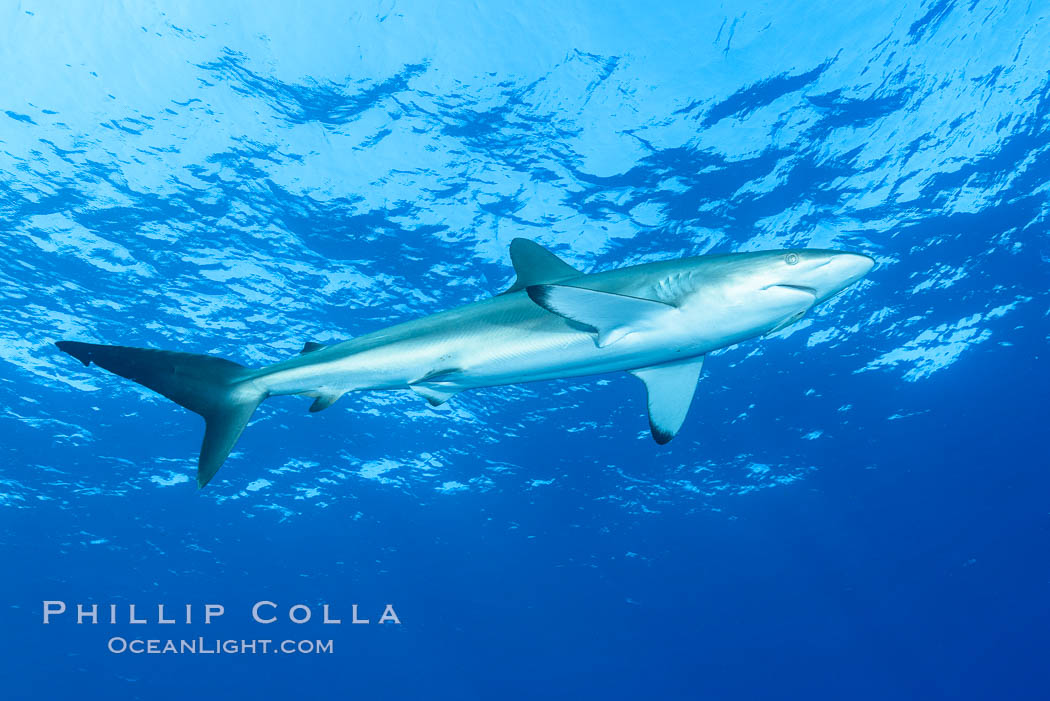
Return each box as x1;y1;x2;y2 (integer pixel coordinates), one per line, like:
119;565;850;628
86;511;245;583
55;238;874;488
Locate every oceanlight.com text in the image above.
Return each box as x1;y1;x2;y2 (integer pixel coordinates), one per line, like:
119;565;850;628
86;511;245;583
107;637;334;655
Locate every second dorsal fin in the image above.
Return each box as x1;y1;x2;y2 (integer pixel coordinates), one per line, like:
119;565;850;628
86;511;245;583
501;238;581;295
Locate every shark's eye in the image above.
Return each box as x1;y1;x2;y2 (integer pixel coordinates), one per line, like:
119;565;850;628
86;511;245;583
785;253;799;265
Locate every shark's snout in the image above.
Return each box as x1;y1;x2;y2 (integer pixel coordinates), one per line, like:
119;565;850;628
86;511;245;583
835;252;876;279
829;252;875;297
791;251;874;302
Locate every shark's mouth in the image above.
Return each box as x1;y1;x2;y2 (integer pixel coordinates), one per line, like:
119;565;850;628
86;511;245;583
770;283;818;297
762;283;819;305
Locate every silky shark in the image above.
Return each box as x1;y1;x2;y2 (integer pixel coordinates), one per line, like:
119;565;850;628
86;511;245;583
56;239;874;488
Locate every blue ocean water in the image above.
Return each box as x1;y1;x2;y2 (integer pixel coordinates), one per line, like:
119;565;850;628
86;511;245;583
2;0;1049;698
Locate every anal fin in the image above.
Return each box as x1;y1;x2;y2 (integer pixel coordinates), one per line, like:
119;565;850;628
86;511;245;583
308;391;344;412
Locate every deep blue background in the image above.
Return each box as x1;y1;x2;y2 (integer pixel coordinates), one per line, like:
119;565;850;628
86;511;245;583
2;1;1048;699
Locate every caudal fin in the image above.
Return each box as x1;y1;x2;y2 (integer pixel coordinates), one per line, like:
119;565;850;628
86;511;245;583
55;341;264;488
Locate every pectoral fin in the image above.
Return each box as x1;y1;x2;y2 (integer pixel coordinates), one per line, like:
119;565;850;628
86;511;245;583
526;284;678;347
501;238;581;294
629;356;705;444
767;310;807;334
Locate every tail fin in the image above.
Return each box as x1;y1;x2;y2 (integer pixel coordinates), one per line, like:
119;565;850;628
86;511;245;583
55;341;264;488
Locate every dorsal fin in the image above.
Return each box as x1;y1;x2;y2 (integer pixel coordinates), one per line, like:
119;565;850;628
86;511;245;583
501;238;581;295
301;341;325;354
